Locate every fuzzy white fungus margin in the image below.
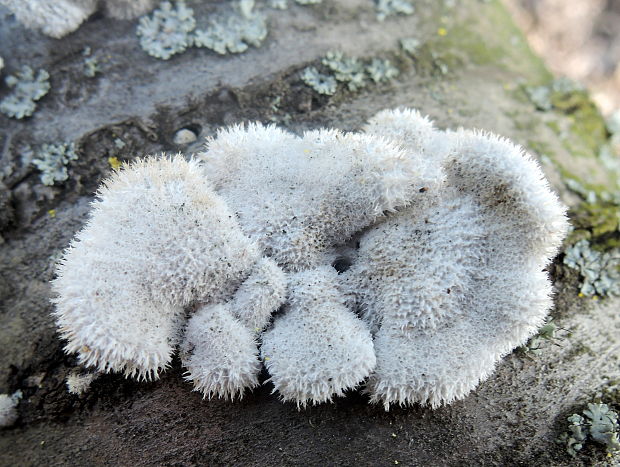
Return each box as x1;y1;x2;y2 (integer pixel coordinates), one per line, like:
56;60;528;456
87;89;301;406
345;110;569;409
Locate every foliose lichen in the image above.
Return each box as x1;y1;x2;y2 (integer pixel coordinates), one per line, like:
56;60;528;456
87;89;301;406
0;66;50;119
564;240;620;297
559;403;620;457
301;52;399;95
322;51;367;91
375;0;414;21
400;37;421;55
136;1;196;60
300;67;337;95
31;142;78;186
193;0;267;55
82;47;101;78
366;58;399;83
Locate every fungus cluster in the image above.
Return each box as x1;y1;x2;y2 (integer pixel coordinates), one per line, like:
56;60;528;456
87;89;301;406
52;108;568;409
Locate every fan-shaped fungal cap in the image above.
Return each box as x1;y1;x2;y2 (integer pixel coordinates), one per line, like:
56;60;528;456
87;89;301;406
52;156;260;379
181;303;262;400
344;112;569;409
261;267;376;408
230;257;287;333
199;122;441;271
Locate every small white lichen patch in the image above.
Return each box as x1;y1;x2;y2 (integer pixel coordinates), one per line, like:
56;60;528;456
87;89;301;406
366;58;399;83
137;1;196;60
66;371;97;395
0;0;156;38
0;66;50;119
525;77;584;111
82;47;100;78
400;37;421;55
374;0;414;21
31;142;78;186
0;391;22;428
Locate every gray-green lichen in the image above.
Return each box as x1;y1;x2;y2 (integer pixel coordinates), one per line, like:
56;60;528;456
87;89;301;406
375;0;414;21
301;52;399;95
367;58;399;83
82;48;100;78
31;142;78;186
564;240;620;297
0;66;50;119
559;403;620;457
301;67;337;95
193;1;267;55
400;37;421;55
136;1;196;60
137;1;267;58
322;51;367;91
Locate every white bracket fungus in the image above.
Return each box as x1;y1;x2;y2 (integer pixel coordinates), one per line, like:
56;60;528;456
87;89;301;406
0;0;156;38
52;109;568;409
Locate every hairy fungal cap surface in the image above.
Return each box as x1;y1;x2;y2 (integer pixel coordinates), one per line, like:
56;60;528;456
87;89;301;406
347;113;568;409
199;122;440;271
261;267;376;408
181;303;261;400
53;157;261;379
0;0;156;38
49;108;568;411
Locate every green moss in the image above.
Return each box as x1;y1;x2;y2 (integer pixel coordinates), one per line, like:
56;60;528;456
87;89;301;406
559;94;608;158
571;202;620;239
566;341;596;360
527;140;554;157
436;24;503;66
410;41;459;77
